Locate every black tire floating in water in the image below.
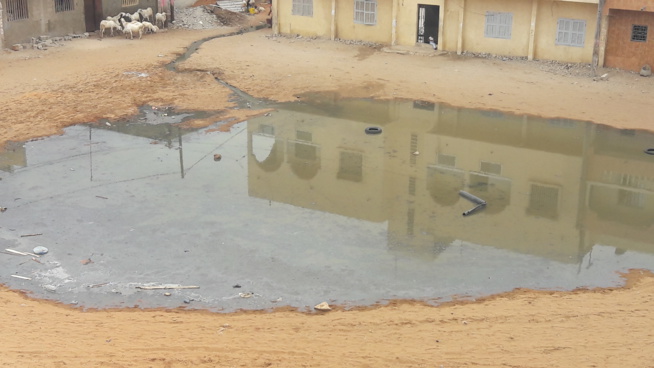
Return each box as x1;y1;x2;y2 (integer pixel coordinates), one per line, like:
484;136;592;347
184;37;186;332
365;126;382;135
645;148;654;155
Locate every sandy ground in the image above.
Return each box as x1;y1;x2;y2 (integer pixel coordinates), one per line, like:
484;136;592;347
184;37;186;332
2;5;654;367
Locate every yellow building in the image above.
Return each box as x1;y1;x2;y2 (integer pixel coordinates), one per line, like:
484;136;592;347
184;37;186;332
272;0;599;63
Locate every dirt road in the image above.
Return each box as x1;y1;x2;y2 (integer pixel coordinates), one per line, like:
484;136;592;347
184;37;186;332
1;12;654;367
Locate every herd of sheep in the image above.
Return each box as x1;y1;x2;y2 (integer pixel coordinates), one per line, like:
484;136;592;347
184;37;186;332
99;8;168;40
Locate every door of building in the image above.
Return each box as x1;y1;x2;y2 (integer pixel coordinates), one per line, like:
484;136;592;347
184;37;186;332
417;4;440;48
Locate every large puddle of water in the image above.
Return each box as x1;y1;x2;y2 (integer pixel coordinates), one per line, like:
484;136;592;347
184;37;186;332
1;97;653;312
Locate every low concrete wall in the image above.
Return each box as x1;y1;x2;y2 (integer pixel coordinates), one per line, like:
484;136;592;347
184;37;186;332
2;0;86;46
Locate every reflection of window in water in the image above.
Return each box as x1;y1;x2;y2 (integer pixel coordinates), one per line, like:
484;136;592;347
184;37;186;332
408;176;416;196
480;161;502;175
413;100;435;111
406;208;415;236
438;154;456;167
294;142;318;161
618;189;646;209
410;134;418;166
338;151;363;182
296;130;312;142
527;184;559;219
259;124;275;136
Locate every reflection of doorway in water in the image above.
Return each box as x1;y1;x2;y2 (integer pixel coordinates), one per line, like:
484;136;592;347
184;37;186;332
417;4;440;48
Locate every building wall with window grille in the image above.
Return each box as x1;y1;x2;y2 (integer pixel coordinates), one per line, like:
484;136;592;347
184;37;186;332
603;8;654;72
1;0;86;45
274;0;598;65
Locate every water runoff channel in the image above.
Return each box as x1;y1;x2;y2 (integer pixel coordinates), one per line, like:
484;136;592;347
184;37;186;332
1;32;654;312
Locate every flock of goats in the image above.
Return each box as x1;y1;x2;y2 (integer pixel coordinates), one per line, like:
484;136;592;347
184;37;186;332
99;7;168;40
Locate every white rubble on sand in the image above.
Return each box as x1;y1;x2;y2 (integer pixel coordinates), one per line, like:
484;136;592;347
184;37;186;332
171;6;225;30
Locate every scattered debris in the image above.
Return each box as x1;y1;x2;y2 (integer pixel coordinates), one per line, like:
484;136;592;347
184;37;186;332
239;292;254;298
10;275;32;280
233;284;241;288
314;302;332;311
136;284;200;290
593;73;609;82
0;207;7;212
80;258;94;265
164;292;172;296
20;233;43;238
123;71;150;78
43;285;57;292
33;246;49;255
213;153;222;161
4;248;40;257
640;64;652;77
96;195;108;199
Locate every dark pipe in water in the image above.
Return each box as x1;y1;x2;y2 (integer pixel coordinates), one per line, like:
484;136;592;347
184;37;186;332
459;190;486;205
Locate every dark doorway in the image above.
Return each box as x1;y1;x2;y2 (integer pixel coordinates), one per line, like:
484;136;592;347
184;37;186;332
84;0;103;32
417;4;440;48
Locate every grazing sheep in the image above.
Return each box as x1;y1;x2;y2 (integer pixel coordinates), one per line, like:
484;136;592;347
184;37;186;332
142;21;158;34
121;19;144;39
138;7;153;21
99;19;122;38
155;12;167;28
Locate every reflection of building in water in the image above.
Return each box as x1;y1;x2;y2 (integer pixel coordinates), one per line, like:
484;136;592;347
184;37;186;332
0;142;27;172
247;99;654;263
585;127;654;255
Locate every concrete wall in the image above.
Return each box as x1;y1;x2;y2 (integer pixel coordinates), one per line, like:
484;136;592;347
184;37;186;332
603;7;654;71
333;0;393;43
533;0;597;63
276;0;332;37
102;0;159;19
0;2;4;49
2;0;86;45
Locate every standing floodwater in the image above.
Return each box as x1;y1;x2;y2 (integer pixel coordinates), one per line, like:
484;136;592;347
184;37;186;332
1;97;653;311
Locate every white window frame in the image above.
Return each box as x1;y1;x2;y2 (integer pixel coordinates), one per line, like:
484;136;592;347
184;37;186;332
292;0;313;17
556;18;586;47
485;11;512;39
354;0;376;25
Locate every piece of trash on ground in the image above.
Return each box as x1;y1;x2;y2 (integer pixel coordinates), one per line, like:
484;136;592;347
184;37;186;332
314;302;331;311
10;275;31;280
136;284;200;290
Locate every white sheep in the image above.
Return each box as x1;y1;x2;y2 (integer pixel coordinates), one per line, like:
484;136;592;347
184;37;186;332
138;7;153;21
142;21;158;34
130;10;142;22
99;19;122;38
155;12;167;28
121;19;144;39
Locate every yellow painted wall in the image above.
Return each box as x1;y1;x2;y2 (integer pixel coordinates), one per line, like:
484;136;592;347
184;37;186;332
333;0;393;43
275;0;598;63
533;1;596;63
277;0;332;37
462;0;533;56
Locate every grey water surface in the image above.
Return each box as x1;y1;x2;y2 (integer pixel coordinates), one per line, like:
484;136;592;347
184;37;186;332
1;98;653;312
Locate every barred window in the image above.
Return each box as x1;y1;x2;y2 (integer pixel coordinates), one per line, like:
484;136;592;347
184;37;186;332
354;0;376;25
631;24;648;42
122;0;138;7
485;11;512;39
292;0;312;17
6;0;29;21
55;0;74;12
556;18;585;47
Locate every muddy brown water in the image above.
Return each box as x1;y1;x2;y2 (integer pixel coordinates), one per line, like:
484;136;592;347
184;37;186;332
1;98;653;312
